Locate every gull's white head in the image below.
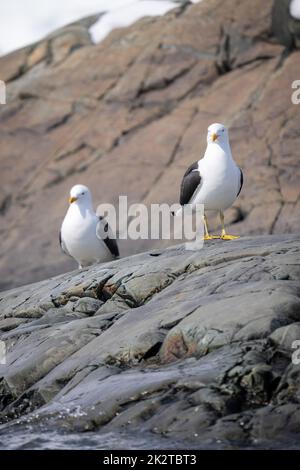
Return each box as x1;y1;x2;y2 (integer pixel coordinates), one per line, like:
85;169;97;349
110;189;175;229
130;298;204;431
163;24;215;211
69;184;92;205
207;123;229;146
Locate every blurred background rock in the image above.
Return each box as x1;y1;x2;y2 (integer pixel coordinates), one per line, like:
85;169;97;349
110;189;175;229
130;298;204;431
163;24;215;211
0;0;299;290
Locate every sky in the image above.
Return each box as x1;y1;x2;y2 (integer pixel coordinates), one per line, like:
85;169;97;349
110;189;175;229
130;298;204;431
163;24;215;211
0;0;201;56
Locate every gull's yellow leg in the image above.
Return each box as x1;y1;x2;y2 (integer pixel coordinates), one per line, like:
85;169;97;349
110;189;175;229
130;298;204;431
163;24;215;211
203;213;214;240
220;211;240;240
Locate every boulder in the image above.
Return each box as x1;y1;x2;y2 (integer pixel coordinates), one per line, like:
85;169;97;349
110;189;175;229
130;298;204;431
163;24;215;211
0;234;300;448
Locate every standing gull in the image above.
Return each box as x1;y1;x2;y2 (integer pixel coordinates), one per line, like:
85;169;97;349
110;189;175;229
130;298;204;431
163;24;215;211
60;184;119;268
178;123;243;240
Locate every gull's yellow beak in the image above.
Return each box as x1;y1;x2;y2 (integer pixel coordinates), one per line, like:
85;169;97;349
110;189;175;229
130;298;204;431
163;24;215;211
69;196;78;204
212;133;218;142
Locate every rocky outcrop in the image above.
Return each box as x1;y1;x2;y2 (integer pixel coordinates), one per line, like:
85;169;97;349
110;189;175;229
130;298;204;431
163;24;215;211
0;0;299;290
0;235;300;449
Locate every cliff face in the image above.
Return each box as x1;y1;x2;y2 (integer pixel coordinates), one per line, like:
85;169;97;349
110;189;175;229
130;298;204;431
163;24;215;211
0;235;300;449
0;0;300;290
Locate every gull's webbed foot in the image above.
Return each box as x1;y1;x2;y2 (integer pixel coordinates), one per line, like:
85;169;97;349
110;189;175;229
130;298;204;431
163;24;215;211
203;235;214;240
221;234;240;240
220;211;240;239
203;235;221;240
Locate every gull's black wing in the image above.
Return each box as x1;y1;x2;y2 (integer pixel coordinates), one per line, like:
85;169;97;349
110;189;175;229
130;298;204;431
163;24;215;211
96;216;119;258
180;161;201;205
59;230;71;257
237;167;243;197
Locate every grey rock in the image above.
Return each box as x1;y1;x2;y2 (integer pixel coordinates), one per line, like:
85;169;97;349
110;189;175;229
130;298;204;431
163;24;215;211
0;234;300;449
72;297;103;315
0;317;29;332
270;323;300;350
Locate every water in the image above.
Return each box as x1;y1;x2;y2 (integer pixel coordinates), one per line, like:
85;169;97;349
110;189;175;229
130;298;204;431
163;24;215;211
0;425;200;450
0;422;298;450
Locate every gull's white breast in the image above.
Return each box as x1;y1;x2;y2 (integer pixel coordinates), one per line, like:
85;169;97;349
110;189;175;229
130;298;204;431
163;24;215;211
61;207;111;265
193;146;240;211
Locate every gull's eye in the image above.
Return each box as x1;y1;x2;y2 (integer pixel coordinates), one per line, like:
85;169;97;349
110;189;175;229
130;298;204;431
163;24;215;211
222;129;225;132
81;192;85;195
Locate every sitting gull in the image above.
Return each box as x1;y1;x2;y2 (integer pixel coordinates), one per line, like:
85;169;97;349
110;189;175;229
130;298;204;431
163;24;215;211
177;123;243;240
60;184;119;268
